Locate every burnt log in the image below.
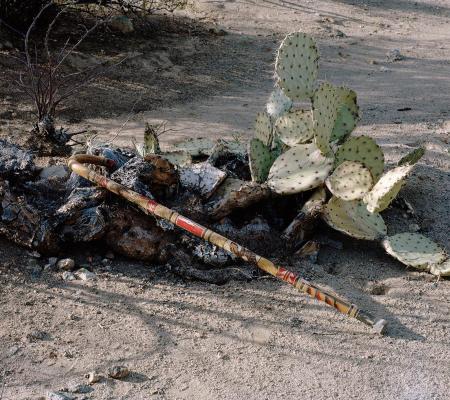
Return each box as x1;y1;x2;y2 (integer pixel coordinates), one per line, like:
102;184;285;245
206;178;271;220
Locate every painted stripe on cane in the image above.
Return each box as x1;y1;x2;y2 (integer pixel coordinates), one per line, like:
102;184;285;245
146;200;158;213
276;268;298;285
176;216;207;238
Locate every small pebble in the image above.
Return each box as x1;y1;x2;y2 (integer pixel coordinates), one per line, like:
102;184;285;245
27;330;47;341
386;48;404;62
86;371;102;384
57;258;75;271
107;366;130;379
62;271;76;281
75;268;96;281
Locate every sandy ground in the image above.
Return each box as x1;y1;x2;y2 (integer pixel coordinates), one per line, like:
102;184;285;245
1;0;450;399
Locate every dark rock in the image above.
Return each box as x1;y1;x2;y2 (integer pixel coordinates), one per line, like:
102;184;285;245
61;205;108;242
105;206;171;262
39;165;69;180
0;181;61;253
66;172;92;192
47;392;75;400
110;157;155;197
0;140;35;180
107;365;130;379
87;146;130;171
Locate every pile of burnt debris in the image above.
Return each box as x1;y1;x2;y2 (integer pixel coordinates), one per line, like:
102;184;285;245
0;138;323;284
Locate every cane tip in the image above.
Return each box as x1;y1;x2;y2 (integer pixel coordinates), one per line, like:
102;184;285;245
372;319;387;335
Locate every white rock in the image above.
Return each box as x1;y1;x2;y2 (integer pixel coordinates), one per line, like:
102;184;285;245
87;371;102;384
75;268;96;281
62;271;76;281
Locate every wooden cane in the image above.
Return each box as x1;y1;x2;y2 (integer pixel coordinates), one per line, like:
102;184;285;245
68;154;387;334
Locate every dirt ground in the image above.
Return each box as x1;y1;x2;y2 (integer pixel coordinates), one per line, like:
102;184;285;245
1;0;450;399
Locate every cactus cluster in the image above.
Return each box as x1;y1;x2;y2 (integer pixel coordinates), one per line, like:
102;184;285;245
131;32;448;277
247;31;448;276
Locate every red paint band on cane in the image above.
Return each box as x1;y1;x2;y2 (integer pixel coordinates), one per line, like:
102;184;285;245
176;216;207;238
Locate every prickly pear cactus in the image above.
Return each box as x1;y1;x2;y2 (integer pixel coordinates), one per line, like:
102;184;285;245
275;32;319;101
270;135;284;159
323;196;387;240
325;161;373;201
398;147;425;166
255;112;273;147
331;87;359;142
382;233;447;269
430;259;450;277
144;123;161;154
313;82;340;155
248;138;276;183
161;151;192;166
267;143;333;195
335;136;385;181
266;86;293;120
172;137;215;157
275;109;314;147
363;165;413;213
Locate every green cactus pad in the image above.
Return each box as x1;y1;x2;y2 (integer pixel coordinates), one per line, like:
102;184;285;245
275;32;319;101
275;109;314;147
325;161;373;201
248;138;276;183
363;165;413;213
335;136;385;181
313;82;340;155
430;259;450;277
267;143;334;195
382;233;447;269
255;112;273;147
160;151;192;166
323;197;387;240
266;87;293;120
398;147;425;166
171;137;215;157
270;135;284;159
331;87;359;142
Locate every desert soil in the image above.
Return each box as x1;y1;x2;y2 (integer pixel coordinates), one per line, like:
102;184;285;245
1;0;450;399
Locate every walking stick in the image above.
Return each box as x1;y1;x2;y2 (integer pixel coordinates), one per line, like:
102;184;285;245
68;154;387;334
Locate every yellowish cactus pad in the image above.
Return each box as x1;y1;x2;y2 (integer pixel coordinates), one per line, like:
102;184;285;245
267;143;333;195
335;136;385;181
430;259;450;277
363;165;413;213
323;197;387;240
382;233;447;269
326;161;373;201
275;109;314;147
